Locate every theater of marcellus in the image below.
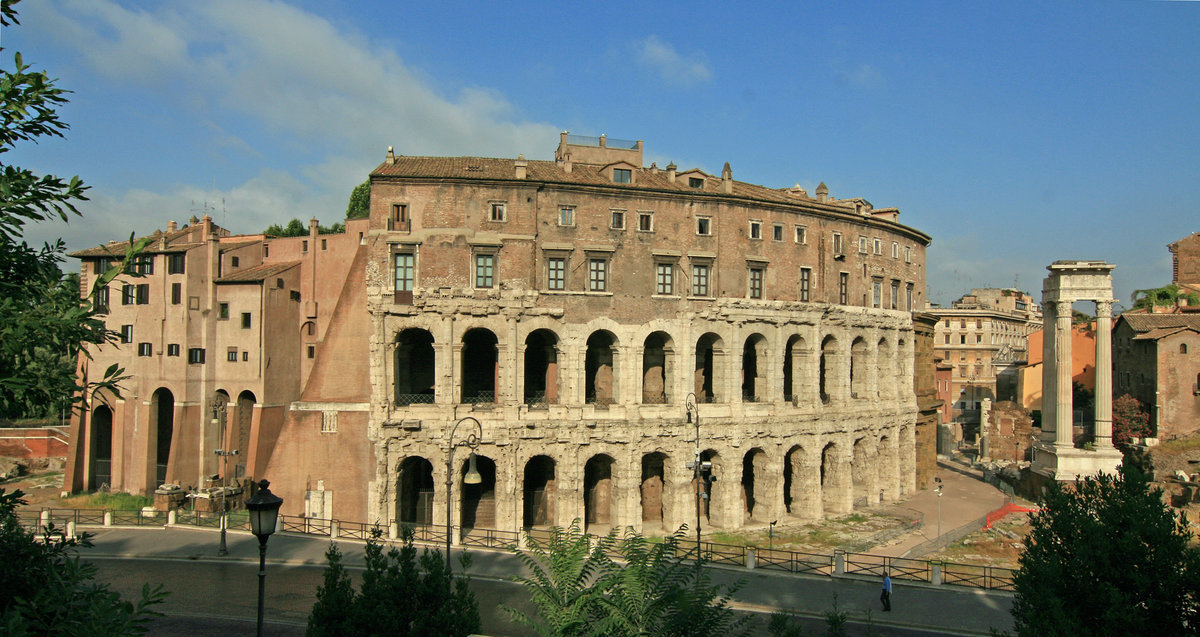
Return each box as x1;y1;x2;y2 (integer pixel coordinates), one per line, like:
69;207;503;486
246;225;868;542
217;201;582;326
64;134;932;537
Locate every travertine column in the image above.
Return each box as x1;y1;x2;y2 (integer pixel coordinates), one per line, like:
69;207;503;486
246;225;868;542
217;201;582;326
1041;301;1058;443
1054;302;1074;447
1094;300;1114;448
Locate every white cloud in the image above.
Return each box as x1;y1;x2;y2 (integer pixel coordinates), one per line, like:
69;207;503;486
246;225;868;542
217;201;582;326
634;35;713;87
832;60;884;90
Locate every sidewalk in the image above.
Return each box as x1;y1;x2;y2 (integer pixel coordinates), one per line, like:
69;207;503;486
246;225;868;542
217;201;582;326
872;459;1009;558
80;524;1015;635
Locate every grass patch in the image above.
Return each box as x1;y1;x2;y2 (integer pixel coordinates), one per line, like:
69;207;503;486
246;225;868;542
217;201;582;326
56;491;153;510
1158;435;1200;452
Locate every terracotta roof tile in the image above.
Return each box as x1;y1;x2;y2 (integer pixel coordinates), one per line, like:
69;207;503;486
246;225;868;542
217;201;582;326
216;261;299;283
1119;313;1200;333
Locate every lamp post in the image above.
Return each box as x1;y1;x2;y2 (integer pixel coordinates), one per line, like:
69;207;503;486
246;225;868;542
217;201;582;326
768;520;777;552
684;392;703;560
445;416;482;575
213;445;239;557
934;477;943;543
246;479;283;637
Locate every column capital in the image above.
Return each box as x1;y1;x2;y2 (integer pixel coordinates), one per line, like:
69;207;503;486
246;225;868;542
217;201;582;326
1095;299;1114;318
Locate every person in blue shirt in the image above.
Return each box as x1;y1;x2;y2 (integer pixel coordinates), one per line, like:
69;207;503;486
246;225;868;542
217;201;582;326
881;571;892;611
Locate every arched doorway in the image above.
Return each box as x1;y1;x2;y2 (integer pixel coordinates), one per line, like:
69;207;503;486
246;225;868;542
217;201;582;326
783;335;807;403
462;328;498;404
395;328;435;404
584;454;615;532
642;332;673;404
641;452;667;529
397;456;435;525
235;391;255;480
89;405;113;490
695;333;723;403
523;455;557;528
742;334;767;402
586;331;618;406
150;388;174;487
524;329;559;406
460;455;497;529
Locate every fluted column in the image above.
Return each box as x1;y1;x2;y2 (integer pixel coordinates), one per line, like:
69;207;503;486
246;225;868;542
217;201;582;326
1041;301;1058;443
1094;300;1114;448
1054;302;1074;447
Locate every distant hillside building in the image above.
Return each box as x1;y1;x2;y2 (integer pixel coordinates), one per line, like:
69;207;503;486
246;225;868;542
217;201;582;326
1113;312;1200;440
1169;231;1200;296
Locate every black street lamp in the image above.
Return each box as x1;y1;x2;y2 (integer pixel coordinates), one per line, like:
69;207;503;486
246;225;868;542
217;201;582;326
445;416;482;574
246;479;284;637
684;392;704;560
213;446;238;556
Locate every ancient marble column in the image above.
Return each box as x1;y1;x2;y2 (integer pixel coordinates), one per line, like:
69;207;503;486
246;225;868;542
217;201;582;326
1055;301;1074;447
1094;300;1114;448
1041;301;1058;443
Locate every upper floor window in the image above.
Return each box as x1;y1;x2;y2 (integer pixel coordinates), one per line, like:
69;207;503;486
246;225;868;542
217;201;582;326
171;282;181;305
748;266;764;299
799;268;811;302
122;284;135;306
905;246;912;263
749;221;762;240
892;242;900;259
688;177;704;188
92;258;110;275
547;257;566;291
832;232;844;255
188;348;206;364
131;255;154;275
655;262;674;295
692;263;711;297
231;256;240;268
696;216;712;236
858;236;869;254
638;211;654;232
610;210;625;230
795;225;807;244
474;253;495;288
120;324;133;344
219;302;230;319
873;238;882;255
872;279;882;308
394;253;414;292
95;286;110;314
558;206;575;227
137;342;152;357
241;312;252;329
167;253;185;274
613;168;632;184
588;258;608;292
489;202;506;222
838;272;849;304
772;224;784;241
166;344;180;357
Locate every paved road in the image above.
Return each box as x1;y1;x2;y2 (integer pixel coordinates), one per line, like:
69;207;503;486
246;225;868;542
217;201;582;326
80;526;1014;636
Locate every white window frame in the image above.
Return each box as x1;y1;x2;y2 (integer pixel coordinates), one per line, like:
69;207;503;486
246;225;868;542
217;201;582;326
637;211;654;232
696;216;712;236
488;201;506;222
794;225;807;244
558;206;575;227
749;220;763;240
610;209;626;230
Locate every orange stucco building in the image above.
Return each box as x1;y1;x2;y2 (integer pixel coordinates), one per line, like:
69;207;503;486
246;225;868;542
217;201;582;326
1018;324;1097;412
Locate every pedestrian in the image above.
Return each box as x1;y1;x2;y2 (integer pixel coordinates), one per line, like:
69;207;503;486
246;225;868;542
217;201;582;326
880;571;892;612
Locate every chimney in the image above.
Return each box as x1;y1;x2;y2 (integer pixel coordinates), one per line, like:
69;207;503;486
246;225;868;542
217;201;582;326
787;184;807;198
167;220;177;232
563;154;572;174
515;154;527;179
721;162;732;194
309;217;319;237
816;182;829;203
599;133;607;148
666;162;677;184
386;146;396;165
201;214;213;238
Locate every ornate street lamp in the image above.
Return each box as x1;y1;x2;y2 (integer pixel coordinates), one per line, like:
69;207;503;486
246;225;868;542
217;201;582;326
445;416;482;574
684;392;703;560
246;479;284;637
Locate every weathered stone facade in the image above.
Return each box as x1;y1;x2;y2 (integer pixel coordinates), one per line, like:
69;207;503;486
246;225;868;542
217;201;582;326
365;135;931;534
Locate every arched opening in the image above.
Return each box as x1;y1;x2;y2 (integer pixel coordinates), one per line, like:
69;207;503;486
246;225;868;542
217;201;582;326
460;455;497;529
742;333;767;402
461;328;498;404
821;442;846;514
397;456;435;526
150;388;174;487
784;444;819;518
212;390;230;450
524;329;559;406
89;405;113;490
523;455;557;528
695;333;723;403
585;331;617;406
877;434;898;503
820;336;838;403
584;454;615;532
877;338;893;399
850;337;869;399
235;390;255;480
852;437;872;506
741;447;769;521
395;328;435;405
783;335;806;403
642;331;673;404
641;452;667;529
898;426;914;496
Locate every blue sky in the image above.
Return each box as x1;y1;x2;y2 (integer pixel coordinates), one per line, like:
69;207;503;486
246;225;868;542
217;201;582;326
5;0;1199;308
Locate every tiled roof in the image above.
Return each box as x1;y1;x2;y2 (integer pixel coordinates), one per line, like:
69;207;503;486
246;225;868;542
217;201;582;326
371;156;929;240
1119;312;1200;333
216;261;299;283
69;226;202;258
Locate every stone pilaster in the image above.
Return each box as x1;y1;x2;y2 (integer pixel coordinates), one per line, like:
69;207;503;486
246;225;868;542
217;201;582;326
1041;300;1058;443
1054;302;1074;448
